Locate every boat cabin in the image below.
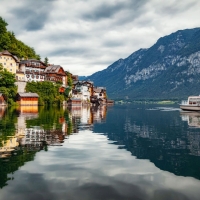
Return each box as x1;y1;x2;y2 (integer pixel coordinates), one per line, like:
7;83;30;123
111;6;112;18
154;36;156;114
188;96;200;105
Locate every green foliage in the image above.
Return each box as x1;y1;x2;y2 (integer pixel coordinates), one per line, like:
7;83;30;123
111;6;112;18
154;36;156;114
64;71;73;99
0;17;40;59
25;81;65;105
0;107;17;146
0;107;38;188
0;64;17;105
44;57;49;66
26;106;64;130
0;64;15;87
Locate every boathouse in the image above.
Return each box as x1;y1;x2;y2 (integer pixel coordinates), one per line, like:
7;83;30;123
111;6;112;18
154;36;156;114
16;93;39;106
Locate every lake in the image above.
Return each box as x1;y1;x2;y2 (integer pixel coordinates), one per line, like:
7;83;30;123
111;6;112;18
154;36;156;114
1;104;200;200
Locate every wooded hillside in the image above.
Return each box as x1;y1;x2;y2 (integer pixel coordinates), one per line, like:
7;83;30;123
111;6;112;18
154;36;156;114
0;17;40;60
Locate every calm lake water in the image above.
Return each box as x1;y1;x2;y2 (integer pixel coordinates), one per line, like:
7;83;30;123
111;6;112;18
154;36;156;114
1;104;200;200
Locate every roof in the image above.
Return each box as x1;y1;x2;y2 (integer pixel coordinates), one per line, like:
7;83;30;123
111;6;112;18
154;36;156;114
93;88;102;93
0;50;12;56
0;50;19;62
73;80;94;86
20;59;46;65
17;92;39;97
44;65;65;74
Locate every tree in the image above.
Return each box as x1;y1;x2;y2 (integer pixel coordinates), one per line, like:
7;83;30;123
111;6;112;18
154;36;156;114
64;71;73;99
26;81;65;105
0;17;7;35
0;64;17;105
0;17;10;51
44;57;49;66
0;16;41;59
0;64;16;87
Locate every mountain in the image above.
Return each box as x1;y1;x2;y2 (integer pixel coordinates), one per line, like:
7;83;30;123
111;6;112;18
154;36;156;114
78;76;87;81
87;28;200;100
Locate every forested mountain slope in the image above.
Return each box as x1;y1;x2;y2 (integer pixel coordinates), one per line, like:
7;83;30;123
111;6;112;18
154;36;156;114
0;17;40;60
87;28;200;100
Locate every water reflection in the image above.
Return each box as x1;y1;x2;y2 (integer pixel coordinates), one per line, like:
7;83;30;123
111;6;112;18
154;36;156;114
181;111;200;128
0;105;107;188
1;104;200;199
93;105;200;179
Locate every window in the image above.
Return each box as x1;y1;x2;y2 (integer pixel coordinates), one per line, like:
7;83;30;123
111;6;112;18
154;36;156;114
10;69;12;71
4;63;6;65
10;63;12;66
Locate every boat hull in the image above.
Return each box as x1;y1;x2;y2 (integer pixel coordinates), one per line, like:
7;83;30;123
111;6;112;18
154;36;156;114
180;104;200;111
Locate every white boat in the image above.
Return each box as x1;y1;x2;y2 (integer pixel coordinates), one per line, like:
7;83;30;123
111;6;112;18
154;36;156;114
180;96;200;111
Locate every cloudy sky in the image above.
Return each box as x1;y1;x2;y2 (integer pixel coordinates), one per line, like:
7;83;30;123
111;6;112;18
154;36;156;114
1;0;200;76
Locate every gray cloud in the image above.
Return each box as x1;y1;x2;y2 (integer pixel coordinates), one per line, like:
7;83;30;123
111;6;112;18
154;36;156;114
157;1;198;16
1;0;200;75
103;40;126;47
82;2;125;20
81;0;147;21
10;0;55;31
49;47;93;57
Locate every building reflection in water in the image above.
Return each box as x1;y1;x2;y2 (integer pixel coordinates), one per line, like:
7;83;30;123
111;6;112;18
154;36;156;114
0;105;107;188
69;105;107;133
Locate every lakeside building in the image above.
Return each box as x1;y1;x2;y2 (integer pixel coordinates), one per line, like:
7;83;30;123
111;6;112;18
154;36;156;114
16;92;39;106
0;50;113;106
70;80;113;106
18;59;47;82
72;81;94;104
44;65;67;86
92;87;107;105
17;60;67;87
0;50;19;74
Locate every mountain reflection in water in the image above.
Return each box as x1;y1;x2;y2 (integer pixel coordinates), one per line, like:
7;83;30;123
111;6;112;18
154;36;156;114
0;104;200;200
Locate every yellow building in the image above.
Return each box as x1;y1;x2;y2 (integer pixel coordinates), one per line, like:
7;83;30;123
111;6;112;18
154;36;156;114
0;50;19;74
16;70;25;81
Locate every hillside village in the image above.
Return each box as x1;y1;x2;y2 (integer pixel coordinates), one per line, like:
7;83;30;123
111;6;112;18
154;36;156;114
0;50;114;106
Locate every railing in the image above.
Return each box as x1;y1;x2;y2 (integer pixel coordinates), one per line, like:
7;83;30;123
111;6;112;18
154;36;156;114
181;100;188;105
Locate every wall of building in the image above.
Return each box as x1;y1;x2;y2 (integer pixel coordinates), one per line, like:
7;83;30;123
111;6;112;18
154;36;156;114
15;82;27;93
17;98;38;106
0;55;18;74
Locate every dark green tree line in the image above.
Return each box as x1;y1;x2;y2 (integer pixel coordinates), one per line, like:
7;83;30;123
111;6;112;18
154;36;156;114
0;64;17;105
0;17;40;60
26;81;65;105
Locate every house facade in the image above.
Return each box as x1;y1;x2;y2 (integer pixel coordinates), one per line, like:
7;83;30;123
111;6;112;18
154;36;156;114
19;59;46;82
44;65;66;86
0;50;19;74
16;92;39;106
72;81;94;104
92;87;107;105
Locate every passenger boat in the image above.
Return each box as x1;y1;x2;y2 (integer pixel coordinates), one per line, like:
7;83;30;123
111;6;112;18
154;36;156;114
180;96;200;111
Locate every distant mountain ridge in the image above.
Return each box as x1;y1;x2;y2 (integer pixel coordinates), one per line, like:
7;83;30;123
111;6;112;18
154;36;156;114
87;28;200;100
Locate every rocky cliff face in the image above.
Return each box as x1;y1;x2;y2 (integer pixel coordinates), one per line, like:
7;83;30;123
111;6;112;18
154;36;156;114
87;28;200;100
